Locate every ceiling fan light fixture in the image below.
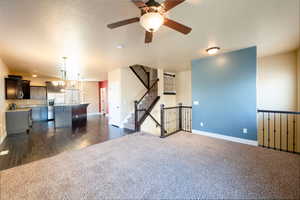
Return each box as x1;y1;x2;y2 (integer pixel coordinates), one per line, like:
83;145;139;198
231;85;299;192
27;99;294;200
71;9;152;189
140;12;164;32
206;47;220;55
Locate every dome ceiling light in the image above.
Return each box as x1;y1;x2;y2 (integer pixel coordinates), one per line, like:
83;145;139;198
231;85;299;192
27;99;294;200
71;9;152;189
140;12;164;33
206;47;220;55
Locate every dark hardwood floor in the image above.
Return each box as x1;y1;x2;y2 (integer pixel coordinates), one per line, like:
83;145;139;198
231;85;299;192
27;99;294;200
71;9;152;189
0;115;134;171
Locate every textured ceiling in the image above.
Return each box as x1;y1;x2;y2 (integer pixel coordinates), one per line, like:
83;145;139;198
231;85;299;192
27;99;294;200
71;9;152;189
0;0;299;80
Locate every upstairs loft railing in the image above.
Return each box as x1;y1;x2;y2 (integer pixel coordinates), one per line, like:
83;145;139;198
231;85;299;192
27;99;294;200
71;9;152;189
160;103;192;138
130;65;150;89
257;109;300;154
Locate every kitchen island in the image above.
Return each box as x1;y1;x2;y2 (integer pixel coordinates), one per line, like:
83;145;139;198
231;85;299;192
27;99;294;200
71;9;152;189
54;103;89;128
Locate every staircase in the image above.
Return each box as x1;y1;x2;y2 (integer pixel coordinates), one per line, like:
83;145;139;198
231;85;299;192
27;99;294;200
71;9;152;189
123;65;161;131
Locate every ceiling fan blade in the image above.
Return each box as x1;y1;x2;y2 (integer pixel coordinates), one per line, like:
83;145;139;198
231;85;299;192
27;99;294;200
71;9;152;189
145;31;153;43
132;0;147;9
161;0;185;11
163;18;192;34
107;17;140;29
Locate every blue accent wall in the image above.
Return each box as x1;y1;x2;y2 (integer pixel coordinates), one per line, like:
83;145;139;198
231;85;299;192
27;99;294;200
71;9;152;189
192;47;257;141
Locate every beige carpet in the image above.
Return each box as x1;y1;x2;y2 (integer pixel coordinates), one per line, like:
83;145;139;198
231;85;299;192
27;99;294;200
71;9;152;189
0;132;299;200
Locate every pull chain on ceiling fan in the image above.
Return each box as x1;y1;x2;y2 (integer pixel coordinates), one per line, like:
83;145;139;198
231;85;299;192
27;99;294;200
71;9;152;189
107;0;192;43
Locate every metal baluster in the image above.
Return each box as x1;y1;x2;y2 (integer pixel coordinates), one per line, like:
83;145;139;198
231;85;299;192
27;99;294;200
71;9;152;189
166;109;168;134
160;104;165;138
184;108;186;131
280;113;282;151
178;105;182;131
286;114;289;152
185;108;187;131
274;113;276;149
262;113;265;147
268;113;270;148
182;108;184;131
293;114;296;153
190;108;192;132
188;108;190;131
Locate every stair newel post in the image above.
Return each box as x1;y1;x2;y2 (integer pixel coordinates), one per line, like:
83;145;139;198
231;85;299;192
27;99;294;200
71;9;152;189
134;101;139;131
160;104;165;138
178;103;183;131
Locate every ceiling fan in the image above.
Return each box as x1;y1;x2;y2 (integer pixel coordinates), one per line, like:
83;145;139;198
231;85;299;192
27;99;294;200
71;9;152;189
107;0;192;43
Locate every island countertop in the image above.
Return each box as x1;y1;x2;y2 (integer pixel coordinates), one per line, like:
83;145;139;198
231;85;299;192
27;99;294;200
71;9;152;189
53;103;89;107
6;108;32;113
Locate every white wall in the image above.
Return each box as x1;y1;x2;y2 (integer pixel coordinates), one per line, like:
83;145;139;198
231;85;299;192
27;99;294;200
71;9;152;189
176;70;192;106
258;51;298;111
108;68;121;126
120;68;146;124
298;49;300;111
108;67;147;127
0;58;8;144
80;81;99;114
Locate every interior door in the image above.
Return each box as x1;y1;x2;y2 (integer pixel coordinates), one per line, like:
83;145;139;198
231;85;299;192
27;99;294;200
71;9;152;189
108;82;120;127
100;88;107;114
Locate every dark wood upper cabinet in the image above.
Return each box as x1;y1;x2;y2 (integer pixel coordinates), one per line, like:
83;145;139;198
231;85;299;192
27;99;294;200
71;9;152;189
5;78;31;100
22;80;31;99
5;78;18;99
5;78;26;99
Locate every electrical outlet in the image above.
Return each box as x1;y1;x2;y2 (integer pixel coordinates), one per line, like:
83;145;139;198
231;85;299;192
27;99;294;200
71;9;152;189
193;101;199;105
200;122;204;127
243;128;248;134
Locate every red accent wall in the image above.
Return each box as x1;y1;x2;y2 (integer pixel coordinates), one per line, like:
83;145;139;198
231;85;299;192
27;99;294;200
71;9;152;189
99;80;109;113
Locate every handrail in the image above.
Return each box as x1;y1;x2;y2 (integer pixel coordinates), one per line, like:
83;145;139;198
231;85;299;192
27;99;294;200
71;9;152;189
257;109;300;115
160;104;193;138
182;106;192;109
137;78;159;104
164;106;192;110
164;106;180;110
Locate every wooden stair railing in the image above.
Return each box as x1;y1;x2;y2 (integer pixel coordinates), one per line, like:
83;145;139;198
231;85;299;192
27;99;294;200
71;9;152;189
137;78;159;104
129;64;161;132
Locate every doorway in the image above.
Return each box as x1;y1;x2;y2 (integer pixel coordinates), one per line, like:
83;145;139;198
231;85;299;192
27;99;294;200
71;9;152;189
99;80;108;115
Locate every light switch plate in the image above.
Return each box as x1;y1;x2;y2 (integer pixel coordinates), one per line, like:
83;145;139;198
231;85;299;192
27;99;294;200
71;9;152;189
193;101;199;105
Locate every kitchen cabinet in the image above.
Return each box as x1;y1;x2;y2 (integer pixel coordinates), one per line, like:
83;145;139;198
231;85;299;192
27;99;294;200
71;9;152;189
5;78;31;99
6;109;31;134
22;80;30;99
30;86;47;100
31;106;48;121
54;106;72;128
5;78;23;99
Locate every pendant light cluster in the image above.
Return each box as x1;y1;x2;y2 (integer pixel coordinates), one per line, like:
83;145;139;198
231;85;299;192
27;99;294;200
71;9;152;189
52;57;81;90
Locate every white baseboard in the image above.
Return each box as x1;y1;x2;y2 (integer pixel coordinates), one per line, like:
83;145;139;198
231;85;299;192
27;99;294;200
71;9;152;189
192;129;258;146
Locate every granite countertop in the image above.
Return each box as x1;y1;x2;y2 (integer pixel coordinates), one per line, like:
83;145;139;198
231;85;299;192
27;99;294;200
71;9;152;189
6;108;32;113
54;103;89;107
18;104;48;108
